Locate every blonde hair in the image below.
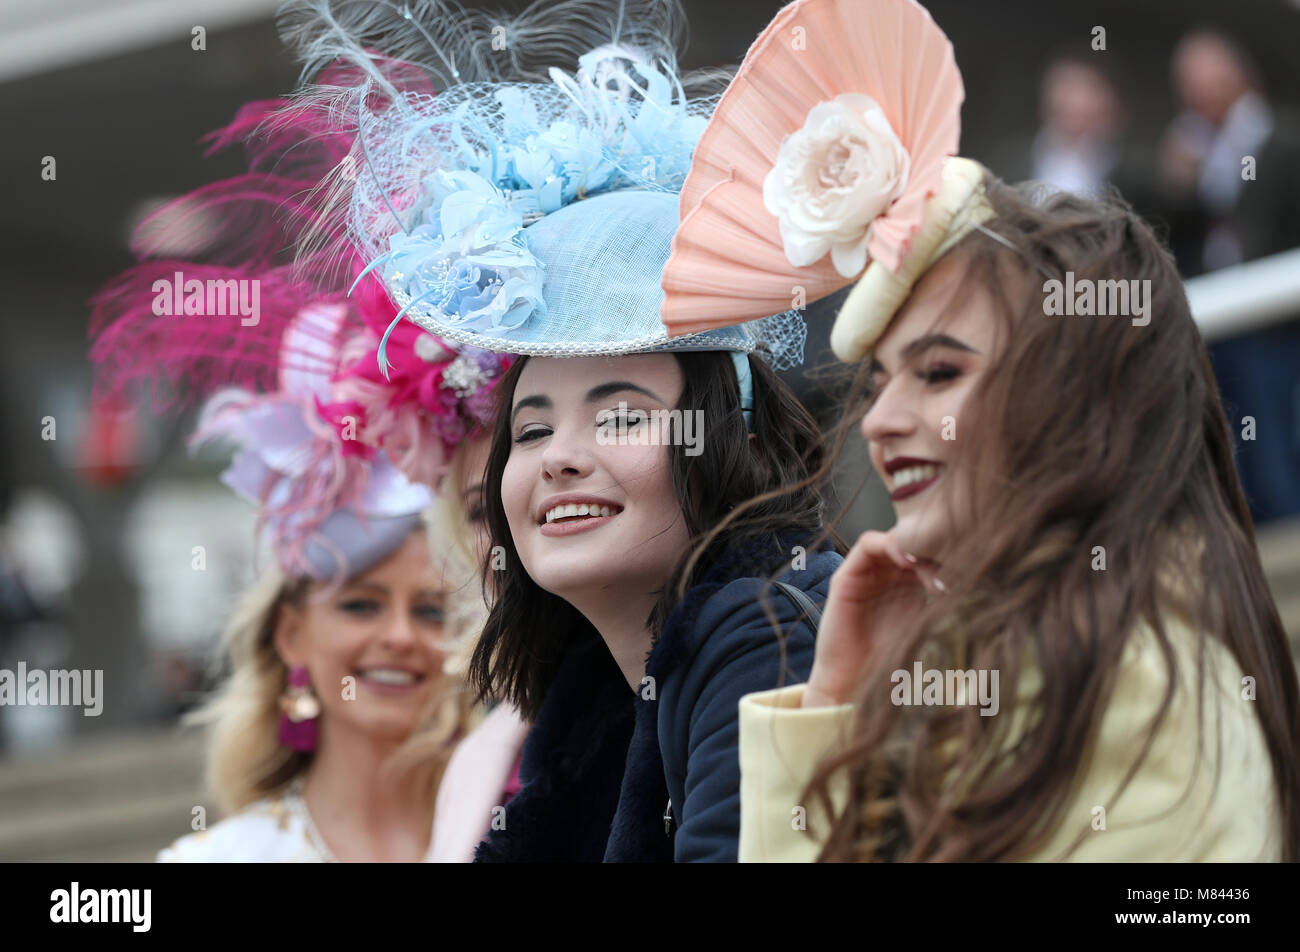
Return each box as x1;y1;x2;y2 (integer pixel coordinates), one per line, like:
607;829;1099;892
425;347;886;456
428;444;493;681
185;568;311;815
187;520;481;820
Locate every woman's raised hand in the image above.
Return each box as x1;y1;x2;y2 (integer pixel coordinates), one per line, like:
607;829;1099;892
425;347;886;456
802;531;940;709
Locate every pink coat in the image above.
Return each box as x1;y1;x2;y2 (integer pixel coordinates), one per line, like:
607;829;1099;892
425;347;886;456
430;704;530;862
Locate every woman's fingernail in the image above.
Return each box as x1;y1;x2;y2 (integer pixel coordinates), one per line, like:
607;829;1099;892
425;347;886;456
934;577;948;593
903;553;918;563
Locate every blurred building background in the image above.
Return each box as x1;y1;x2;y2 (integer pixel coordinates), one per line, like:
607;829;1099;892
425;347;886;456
0;0;1298;860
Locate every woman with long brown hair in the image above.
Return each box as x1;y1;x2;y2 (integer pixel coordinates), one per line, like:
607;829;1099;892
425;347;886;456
659;0;1299;861
751;177;1297;861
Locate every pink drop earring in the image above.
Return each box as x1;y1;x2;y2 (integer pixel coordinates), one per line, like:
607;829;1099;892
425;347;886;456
278;665;321;752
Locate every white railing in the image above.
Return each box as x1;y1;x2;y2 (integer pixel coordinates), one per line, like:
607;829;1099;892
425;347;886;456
1184;247;1300;342
0;0;279;84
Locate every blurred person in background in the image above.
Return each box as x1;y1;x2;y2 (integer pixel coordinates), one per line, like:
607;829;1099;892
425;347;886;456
158;469;464;861
88;79;518;859
0;404;51;752
1160;30;1300;274
1158;29;1300;523
148;296;517;861
1001;55;1137;201
156;390;467;858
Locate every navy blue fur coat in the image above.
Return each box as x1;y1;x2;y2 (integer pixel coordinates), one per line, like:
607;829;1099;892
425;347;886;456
474;535;842;863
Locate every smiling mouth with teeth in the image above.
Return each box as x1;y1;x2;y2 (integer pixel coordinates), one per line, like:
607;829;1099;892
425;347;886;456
888;462;942;502
543;503;619;524
892;464;939;490
357;668;424;687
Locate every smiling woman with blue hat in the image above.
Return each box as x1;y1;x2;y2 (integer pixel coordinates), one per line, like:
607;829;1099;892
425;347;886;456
280;0;843;861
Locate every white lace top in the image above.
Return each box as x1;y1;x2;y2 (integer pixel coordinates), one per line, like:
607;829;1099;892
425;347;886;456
157;779;435;863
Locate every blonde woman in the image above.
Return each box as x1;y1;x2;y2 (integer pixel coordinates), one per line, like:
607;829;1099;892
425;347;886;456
150;303;515;861
146;299;494;860
161;521;468;862
89;81;517;862
152;335;512;862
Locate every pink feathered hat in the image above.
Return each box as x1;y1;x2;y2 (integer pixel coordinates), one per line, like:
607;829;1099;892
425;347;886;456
89;74;513;580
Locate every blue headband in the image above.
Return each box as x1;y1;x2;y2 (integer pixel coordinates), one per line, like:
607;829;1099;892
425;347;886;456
731;351;754;431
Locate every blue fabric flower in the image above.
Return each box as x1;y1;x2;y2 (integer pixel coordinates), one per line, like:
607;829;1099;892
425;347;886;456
367;47;713;351
381;168;545;337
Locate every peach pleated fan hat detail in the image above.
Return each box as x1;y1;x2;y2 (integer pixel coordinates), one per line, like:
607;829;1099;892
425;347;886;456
660;0;993;362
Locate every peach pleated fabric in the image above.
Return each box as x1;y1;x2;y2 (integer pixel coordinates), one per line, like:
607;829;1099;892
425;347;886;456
660;0;964;336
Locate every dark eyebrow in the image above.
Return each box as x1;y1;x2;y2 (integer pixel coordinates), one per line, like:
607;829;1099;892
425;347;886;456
585;381;666;404
344;581;449;602
510;394;550;425
869;334;979;376
511;381;666;424
341;581;388;595
901;333;979;361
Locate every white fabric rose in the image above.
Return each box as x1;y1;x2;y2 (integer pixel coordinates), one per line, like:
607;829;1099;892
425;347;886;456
762;93;911;278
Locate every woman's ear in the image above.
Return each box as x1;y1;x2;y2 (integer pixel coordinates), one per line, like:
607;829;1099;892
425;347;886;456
273;599;306;669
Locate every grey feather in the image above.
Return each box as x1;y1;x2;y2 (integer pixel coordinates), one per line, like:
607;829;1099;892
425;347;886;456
277;0;700;91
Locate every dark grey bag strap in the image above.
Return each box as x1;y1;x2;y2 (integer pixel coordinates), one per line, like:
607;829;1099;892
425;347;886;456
773;580;823;628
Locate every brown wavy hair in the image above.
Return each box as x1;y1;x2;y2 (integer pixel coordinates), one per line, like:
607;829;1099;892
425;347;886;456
804;177;1300;861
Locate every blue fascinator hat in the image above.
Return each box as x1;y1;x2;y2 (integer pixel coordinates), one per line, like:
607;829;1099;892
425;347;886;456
280;0;807;373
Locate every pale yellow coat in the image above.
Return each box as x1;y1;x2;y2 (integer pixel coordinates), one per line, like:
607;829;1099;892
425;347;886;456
738;617;1282;861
